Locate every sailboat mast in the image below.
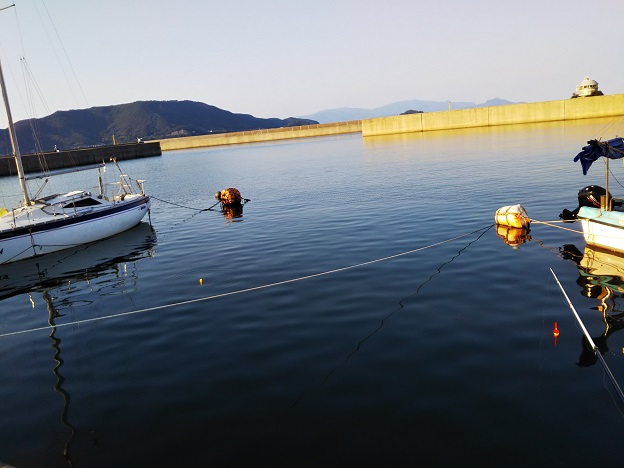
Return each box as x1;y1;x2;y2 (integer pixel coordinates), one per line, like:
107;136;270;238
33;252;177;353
0;57;30;206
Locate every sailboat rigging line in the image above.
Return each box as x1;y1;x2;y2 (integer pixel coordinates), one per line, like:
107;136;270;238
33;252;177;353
38;0;89;108
0;224;494;339
608;165;624;190
550;268;624;405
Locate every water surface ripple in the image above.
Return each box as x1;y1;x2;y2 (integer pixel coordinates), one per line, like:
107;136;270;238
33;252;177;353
2;118;624;466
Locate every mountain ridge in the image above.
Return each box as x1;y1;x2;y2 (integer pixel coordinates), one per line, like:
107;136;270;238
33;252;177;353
298;98;517;123
0;100;318;155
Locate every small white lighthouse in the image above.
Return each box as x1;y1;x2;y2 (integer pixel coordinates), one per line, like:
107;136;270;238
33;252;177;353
571;77;603;98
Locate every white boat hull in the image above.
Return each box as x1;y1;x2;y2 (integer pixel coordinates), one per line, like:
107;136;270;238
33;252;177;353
0;222;155;300
578;206;624;254
0;196;150;263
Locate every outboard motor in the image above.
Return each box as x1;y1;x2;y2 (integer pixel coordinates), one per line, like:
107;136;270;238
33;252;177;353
577;185;609;208
560;185;615;221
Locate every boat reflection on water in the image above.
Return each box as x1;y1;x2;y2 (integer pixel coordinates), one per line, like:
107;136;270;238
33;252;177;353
45;289;77;466
561;244;624;367
0;221;157;301
0;222;156;466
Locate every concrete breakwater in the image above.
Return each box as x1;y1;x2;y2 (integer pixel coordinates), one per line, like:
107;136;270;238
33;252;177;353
152;94;624;151
3;95;618;166
0;141;161;177
155;120;362;151
361;94;624;137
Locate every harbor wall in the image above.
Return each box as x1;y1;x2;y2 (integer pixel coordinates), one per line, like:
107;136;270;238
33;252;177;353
0;141;161;177
155;121;362;151
361;94;624;137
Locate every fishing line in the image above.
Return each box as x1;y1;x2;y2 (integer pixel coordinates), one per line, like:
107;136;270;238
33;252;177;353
538;272;554;375
550;268;624;406
0;224;494;339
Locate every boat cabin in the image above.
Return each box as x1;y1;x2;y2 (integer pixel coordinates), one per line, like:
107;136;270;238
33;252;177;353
37;190;103;208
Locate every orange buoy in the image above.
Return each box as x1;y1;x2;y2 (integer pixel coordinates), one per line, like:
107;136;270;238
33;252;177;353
553;321;560;345
495;204;530;228
215;188;242;206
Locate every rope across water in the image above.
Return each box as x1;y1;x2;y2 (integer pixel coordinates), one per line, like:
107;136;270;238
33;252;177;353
0;224;493;339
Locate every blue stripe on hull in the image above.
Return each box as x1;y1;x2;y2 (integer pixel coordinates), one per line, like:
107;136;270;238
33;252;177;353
0;196;150;241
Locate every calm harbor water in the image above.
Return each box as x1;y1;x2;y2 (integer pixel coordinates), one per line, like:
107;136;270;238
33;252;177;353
2;117;624;466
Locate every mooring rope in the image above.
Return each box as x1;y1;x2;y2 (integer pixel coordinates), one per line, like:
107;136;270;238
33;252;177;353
149;196;220;212
150;196;250;212
0;224;493;339
529;219;583;234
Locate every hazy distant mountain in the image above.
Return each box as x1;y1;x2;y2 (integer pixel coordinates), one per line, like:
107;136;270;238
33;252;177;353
0;100;319;155
298;98;516;123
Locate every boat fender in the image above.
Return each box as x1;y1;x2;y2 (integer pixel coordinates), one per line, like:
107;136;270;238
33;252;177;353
495;204;530;228
0;207;7;217
215;188;242;206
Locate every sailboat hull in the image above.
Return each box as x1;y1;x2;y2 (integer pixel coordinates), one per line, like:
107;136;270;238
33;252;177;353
0;196;150;263
0;18;154;266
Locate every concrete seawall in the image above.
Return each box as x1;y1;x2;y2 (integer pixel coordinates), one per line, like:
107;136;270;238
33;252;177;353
0;141;162;177
361;94;624;137
153;94;624;151
155;121;362;151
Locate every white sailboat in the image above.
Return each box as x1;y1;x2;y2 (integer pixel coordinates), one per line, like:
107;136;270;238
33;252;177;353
0;47;151;264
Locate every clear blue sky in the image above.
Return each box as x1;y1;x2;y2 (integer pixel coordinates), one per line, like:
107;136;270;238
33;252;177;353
1;0;623;123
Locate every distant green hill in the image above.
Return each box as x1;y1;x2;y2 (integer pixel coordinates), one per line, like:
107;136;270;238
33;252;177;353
0;100;318;155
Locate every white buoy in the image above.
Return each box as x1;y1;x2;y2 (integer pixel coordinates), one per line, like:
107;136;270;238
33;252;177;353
495;204;530;228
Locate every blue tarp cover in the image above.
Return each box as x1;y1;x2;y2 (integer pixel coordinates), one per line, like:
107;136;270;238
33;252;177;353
574;137;624;175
